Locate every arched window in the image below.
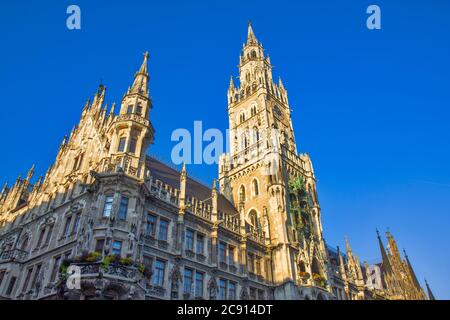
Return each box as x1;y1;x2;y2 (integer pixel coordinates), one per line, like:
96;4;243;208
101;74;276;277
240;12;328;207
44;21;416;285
20;236;29;250
251;105;257;116
239;185;246;204
239;112;246;124
250;50;257;59
252;126;260;143
241;133;248;151
249;210;258;227
252;179;259;197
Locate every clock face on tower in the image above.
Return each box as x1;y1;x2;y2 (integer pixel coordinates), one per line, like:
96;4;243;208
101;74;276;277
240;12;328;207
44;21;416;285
273;105;283;119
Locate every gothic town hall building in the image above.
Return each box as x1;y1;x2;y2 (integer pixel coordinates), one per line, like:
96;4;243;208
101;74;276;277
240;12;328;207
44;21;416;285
0;24;434;300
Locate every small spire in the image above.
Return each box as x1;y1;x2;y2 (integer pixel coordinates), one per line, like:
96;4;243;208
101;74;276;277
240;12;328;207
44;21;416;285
279;77;284;89
109;102;116;115
130;52;150;95
229;75;235;90
247;21;258;45
212;178;217;191
425;279;436;300
181;162;186;177
345;236;352;253
26;164;35;181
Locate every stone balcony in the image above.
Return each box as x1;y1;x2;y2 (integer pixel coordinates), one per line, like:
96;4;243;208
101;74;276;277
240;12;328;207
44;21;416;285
0;249;28;263
60;262;146;300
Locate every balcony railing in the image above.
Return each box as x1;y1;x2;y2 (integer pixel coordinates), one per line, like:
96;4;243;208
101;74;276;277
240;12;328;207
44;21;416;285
0;249;28;263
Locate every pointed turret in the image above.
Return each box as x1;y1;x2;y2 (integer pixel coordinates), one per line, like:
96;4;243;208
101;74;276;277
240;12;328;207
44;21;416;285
425;279;436;300
26;164;34;181
130;51;150;96
377;229;393;274
247;21;259;45
403;249;422;292
229;75;235;91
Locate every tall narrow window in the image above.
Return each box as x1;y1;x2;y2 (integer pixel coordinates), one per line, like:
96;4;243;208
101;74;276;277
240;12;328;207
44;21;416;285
183;268;193;294
22;268;33;293
112;240;122;256
256;256;261;275
228;281;236;300
50;256;61;282
72;213;81;233
195;272;204;297
0;270;5;288
248;253;255;273
36;228;45;248
146;214;157;237
253;179;259;196
118;137;126;152
63;216;72;237
44;225;53;245
196;233;204;254
30;264;42;289
129;138;137;154
158;219;168;241
219;242;226;263
154;260;165;287
103;196;113;217
218;279;227;300
118;196;129;220
5;277;16;296
185;229;194;251
228;246;235;266
127;105;133;114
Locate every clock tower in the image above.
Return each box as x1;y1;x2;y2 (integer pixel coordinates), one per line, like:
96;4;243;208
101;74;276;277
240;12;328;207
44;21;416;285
219;23;331;299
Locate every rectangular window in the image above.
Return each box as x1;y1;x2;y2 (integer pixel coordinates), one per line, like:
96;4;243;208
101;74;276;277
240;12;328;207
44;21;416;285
256;256;261;275
103;196;113;217
158;219;168;241
50;256;61;282
248;253;255;273
146;214;157;237
36;228;45;247
219;242;226;263
5;277;16;296
0;270;5;288
195;271;204;297
218;279;227;300
72;213;81;233
136;104;143;115
63;216;72;237
183;268;193;294
118;196;129;220
196;233;204;254
127;105;133;114
185;229;194;251
153;260;165;287
129;138;137;154
228;281;236;300
228;246;235;265
95;239;105;253
118;137;127;152
30;264;42;289
22;268;33;293
112;241;122;256
44;225;53;245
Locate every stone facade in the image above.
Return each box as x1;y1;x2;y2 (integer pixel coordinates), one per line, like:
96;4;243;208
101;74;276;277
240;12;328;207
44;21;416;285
0;24;431;300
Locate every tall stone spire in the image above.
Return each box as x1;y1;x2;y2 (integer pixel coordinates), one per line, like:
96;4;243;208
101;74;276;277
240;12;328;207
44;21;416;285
377;229;393;274
403;249;422;292
130;52;150;95
247;21;258;45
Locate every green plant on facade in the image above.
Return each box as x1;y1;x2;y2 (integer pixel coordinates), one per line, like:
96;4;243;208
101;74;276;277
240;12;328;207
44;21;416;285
288;176;313;239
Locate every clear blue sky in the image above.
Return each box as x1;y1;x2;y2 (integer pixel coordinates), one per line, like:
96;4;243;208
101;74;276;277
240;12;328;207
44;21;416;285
0;0;449;299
